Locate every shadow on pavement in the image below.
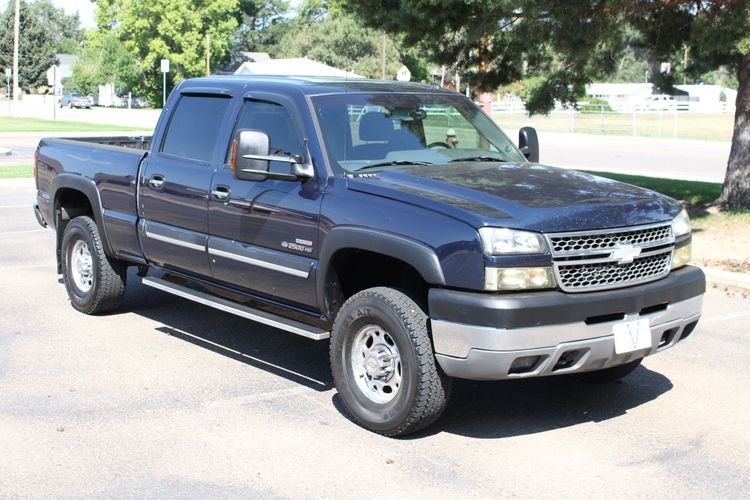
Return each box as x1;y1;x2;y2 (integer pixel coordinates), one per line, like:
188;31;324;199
116;270;673;437
118;270;333;392
424;367;672;439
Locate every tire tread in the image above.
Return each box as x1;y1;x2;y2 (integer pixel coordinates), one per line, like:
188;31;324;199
331;287;451;436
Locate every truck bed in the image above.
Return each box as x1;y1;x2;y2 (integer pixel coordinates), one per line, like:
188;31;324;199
36;135;151;262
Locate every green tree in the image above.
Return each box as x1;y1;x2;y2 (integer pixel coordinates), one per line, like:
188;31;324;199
233;0;290;54
95;0;239;107
29;0;84;53
0;0;57;92
347;0;750;209
274;8;406;79
67;31;137;96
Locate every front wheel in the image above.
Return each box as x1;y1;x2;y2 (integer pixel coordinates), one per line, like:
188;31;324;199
330;287;451;436
61;216;127;314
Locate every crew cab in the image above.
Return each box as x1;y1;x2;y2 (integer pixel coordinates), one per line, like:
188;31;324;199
34;76;704;436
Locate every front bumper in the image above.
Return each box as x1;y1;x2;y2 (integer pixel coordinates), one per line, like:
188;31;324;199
430;266;705;380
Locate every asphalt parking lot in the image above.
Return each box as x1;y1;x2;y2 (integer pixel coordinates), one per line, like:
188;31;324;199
1;178;748;497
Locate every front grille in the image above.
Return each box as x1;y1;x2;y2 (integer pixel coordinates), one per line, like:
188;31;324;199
546;223;675;293
555;251;672;292
549;224;673;256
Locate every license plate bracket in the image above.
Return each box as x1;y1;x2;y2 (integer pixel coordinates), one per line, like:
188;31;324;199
613;318;652;354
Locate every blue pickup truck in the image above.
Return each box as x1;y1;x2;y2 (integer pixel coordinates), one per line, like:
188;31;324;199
34;76;704;436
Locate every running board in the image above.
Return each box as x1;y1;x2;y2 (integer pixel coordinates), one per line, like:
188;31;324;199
141;276;330;340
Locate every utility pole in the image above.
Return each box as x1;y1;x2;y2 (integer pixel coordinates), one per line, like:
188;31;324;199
381;34;386;79
683;47;688;85
205;34;210;76
12;0;20;100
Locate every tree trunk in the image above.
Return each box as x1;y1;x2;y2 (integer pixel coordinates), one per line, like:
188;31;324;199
720;50;750;210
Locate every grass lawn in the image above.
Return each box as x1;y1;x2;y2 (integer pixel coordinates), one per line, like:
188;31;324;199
0;165;33;178
578;170;723;206
0;116;149;133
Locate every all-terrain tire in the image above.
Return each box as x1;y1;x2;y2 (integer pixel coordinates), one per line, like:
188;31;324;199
576;358;643;383
330;287;452;436
61;216;127;314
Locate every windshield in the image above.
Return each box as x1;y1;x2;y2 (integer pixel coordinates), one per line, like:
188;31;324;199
311;92;525;174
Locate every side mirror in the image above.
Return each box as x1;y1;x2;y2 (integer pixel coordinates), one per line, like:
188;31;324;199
233;129;314;182
235;129;271;181
518;126;539;163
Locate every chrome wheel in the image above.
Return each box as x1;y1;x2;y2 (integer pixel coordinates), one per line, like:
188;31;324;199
350;324;402;404
70;239;94;293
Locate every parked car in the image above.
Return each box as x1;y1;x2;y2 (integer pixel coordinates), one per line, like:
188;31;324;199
633;94;675;111
34;76;704;436
58;93;92;109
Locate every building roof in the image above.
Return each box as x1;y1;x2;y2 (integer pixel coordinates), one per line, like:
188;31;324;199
234;57;364;79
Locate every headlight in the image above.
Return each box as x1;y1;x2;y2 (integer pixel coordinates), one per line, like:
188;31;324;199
479;227;548;255
671;243;692;269
672;209;691;237
484;267;556;291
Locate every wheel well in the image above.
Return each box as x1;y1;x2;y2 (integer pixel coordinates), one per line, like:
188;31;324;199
55;188;94;221
54;188;95;273
324;249;429;320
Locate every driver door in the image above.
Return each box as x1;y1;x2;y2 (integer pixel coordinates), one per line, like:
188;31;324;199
207;96;324;310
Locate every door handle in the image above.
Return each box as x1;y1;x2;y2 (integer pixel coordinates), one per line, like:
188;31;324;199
211;185;231;202
148;175;165;190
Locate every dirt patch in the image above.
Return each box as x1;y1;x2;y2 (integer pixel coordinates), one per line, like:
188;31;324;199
690;211;750;274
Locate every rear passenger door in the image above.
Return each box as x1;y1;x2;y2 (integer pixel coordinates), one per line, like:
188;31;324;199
207;95;324;310
139;92;233;277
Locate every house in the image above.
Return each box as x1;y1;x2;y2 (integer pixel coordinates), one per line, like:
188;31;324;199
584;83;654;111
46;54;78;96
674;84;737;112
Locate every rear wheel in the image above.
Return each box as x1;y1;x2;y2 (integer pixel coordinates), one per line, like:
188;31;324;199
61;216;126;314
576;358;642;383
330;287;451;436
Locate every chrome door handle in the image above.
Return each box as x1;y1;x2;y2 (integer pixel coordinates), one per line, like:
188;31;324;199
148;175;165;189
211;186;231;201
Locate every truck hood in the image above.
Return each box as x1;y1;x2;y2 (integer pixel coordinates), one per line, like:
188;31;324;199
345;162;682;232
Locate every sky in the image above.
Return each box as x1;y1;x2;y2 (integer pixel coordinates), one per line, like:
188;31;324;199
51;0;96;29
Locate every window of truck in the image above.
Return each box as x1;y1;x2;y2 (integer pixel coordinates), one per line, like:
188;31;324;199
225;99;304;174
161;95;231;164
311;92;524;173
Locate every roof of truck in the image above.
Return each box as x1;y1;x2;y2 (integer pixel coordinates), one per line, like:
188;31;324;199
180;75;458;97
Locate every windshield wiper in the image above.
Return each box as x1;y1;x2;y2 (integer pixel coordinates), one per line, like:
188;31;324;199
449;156;507;163
355;160;433;171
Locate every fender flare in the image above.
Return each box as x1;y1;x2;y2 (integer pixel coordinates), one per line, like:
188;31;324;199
316;226;445;316
51;173;115;262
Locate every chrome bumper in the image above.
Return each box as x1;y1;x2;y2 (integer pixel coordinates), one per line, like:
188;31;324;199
33;203;47;228
432;295;702;380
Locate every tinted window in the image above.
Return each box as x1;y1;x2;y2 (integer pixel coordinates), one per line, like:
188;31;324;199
230;100;303;173
162;95;230;163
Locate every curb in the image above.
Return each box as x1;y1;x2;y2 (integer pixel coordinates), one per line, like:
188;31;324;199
701;266;750;292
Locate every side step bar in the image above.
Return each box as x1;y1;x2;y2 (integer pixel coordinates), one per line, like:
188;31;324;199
142;276;330;341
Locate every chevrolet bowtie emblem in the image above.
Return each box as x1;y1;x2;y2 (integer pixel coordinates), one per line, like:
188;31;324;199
610;243;641;264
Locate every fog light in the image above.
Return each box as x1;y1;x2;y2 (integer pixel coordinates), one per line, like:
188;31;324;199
671;243;692;269
484;266;555;291
509;355;541;374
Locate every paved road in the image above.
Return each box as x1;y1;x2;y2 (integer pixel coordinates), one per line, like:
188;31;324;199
1;179;749;497
537;131;730;183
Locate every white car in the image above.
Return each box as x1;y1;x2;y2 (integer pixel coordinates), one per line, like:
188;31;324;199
633;94;675;111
